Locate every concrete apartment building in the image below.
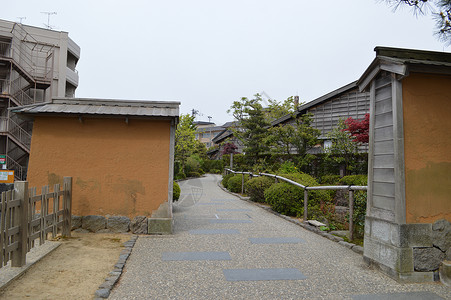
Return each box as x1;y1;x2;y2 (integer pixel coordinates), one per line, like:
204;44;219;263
0;19;80;180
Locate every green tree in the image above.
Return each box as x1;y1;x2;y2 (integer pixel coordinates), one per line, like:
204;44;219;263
228;94;270;165
265;96;297;123
384;0;451;43
325;118;359;176
266;112;320;165
175;114;197;174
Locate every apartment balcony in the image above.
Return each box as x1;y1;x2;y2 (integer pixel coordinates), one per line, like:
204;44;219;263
66;66;79;87
0;116;31;153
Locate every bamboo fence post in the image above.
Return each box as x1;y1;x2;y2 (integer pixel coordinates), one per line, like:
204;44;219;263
62;177;72;237
303;189;308;222
12;181;28;267
241;173;244;194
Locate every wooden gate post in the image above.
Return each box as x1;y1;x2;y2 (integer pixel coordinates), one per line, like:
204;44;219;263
12;181;28;267
62;177;72;237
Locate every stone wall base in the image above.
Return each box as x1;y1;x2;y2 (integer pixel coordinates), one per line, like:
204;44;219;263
364;216;450;283
363;256;435;283
71;215;173;235
148;218;173;235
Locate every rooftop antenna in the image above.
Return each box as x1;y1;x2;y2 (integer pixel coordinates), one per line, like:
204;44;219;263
41;12;57;29
17;17;26;24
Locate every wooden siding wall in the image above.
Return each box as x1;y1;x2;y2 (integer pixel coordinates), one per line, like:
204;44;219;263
308;88;370;138
369;73;396;222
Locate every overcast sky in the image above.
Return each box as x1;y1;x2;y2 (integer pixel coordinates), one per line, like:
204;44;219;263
2;1;449;125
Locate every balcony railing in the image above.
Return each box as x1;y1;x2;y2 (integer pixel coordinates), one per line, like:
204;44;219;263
0;117;31;151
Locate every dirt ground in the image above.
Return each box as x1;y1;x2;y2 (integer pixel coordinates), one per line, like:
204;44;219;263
0;232;131;300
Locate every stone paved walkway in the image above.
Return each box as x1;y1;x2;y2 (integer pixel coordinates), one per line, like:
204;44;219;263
109;174;451;300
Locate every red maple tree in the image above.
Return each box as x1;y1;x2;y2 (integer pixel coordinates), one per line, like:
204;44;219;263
343;113;369;144
222;142;239;155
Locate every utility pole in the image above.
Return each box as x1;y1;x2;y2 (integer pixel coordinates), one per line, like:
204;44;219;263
41;12;57;29
207;116;212;148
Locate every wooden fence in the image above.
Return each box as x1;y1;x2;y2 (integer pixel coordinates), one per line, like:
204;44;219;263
224;169;367;241
0;177;72;268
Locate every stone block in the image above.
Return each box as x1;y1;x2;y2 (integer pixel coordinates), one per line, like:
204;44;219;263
370;218;391;244
95;289;110;298
446;248;451;260
439;260;451;287
431;219;451;252
107;216;130;233
398;271;435;283
148;218;172;234
71;215;82;230
82;215;106;232
131;216;148;234
364;235;413;273
413;247;446;271
396;223;432;248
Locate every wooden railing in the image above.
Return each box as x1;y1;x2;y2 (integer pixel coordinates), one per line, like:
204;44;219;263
224;169;366;241
0;177;72;268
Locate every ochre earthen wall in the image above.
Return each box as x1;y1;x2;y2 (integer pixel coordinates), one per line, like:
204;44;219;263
402;73;451;223
27;117;171;218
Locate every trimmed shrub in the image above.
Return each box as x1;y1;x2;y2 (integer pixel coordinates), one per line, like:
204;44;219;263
245;176;274;203
173;181;181;201
185;156;201;174
339;175;368;186
227;174;249;193
264;183;303;216
222;173;234;187
209;169;221;174
175;172;186;180
320;175;341;185
265;172;332;218
187;172;201;178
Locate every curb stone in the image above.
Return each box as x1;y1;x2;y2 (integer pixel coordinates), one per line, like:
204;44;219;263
94;235;138;299
218;180;364;255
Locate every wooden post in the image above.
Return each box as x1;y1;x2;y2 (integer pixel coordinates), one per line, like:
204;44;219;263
349;189;354;241
52;184;60;238
12;181;28;267
303;189;308;222
241;173;244;194
62;177;72;237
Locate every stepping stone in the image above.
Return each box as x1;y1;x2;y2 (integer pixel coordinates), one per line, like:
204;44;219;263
223;268;306;281
197;203;225;205
249;237;304;244
162;251;231;261
189;229;240;235
307;220;327;227
210;219;252;224
217;209;252;212
351;291;445;300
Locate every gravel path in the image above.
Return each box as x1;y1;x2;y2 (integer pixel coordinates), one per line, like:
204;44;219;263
109;174;451;300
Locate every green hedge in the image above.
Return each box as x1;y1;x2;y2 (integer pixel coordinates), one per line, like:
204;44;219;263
339;175;368;186
264;182;303;216
264;172;332;218
173;181;181;201
222;173;234;188
227;174;250;193
244;176;274;203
